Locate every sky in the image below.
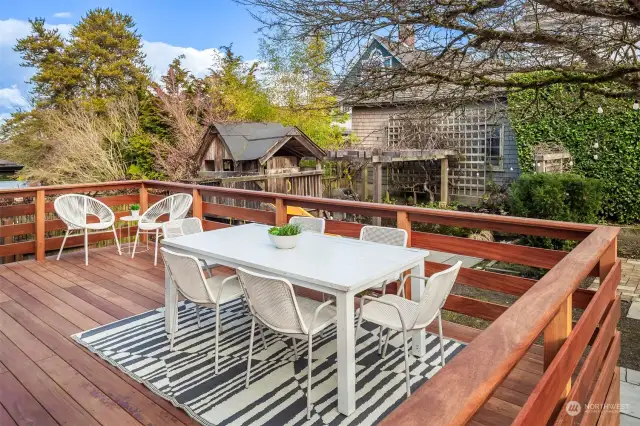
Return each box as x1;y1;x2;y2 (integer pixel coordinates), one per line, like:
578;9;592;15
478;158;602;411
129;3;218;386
0;0;265;122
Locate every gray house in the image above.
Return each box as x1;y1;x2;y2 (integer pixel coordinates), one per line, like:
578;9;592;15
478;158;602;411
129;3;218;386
338;35;521;205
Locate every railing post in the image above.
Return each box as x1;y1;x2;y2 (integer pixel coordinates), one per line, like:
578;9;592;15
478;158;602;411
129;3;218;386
397;211;412;299
543;294;572;396
35;189;45;261
139;183;148;242
599;238;617;284
275;197;287;226
192;188;203;220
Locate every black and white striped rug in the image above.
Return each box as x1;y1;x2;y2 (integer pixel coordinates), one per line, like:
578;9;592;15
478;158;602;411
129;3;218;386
73;299;465;425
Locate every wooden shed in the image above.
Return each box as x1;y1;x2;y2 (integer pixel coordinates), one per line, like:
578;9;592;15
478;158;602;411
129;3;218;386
194;122;326;198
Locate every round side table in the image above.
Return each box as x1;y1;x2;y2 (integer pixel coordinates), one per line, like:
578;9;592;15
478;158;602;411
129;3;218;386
120;215;149;254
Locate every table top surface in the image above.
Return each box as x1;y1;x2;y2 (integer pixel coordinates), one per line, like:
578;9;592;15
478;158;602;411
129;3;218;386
121;215;140;221
161;223;429;292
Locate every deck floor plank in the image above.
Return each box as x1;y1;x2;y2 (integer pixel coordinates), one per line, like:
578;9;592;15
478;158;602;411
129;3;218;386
0;371;58;426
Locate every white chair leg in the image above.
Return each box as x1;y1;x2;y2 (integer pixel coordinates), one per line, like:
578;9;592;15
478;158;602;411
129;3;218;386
170;318;178;351
378;326;385;355
402;328;411;398
57;230;70;260
195;304;201;328
214;304;221;374
112;225;122;255
245;318;256;388
259;324;267;350
292;337;299;360
84;228;89;266
153;229;159;266
438;310;446;367
131;228;140;258
382;329;391;358
306;332;314;420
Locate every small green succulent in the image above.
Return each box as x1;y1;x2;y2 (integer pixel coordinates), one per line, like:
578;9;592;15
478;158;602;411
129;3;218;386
268;224;301;236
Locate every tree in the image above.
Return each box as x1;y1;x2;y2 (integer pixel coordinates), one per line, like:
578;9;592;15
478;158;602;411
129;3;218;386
239;0;640;105
14;8;148;110
260;30;349;147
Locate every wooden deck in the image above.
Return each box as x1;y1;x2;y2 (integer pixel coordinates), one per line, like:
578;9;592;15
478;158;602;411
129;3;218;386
0;246;543;425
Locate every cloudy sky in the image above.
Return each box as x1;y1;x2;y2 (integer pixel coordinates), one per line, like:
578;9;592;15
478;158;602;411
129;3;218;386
0;0;263;121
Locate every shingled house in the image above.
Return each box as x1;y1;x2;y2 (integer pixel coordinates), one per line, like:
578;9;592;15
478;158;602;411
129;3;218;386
195;122;326;197
337;34;521;205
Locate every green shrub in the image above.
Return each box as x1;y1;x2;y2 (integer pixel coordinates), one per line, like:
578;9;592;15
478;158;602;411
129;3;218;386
509;173;603;249
508;75;640;223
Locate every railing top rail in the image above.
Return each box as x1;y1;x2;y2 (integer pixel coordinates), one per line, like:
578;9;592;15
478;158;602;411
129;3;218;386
0;179;598;239
142;180;597;239
379;225;619;426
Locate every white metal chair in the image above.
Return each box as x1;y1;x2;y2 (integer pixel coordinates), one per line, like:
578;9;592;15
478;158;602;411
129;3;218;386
54;194;121;266
289;216;325;234
161;247;245;374
162;217;217;277
132;193;192;266
355;261;462;398
360;225;408;295
236;267;336;420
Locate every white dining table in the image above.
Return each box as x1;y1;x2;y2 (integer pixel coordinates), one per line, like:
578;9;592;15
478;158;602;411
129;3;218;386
161;223;429;416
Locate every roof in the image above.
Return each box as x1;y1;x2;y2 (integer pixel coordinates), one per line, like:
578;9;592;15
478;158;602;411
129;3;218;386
0;159;23;173
197;122;325;165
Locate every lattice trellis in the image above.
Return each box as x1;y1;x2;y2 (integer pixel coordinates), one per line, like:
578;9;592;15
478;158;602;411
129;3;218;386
387;106;504;201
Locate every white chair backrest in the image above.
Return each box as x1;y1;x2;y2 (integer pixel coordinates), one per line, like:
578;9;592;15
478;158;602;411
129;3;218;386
236;267;308;335
54;194;114;229
162;217;204;239
160;248;214;303
413;261;462;328
360;225;408;247
289;216;325;234
141;193;193;224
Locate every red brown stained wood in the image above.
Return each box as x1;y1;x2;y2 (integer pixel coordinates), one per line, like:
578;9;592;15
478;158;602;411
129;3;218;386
0;401;17;426
35;189;45;261
579;332;621;426
396;211;412;299
275;197;287;225
380;226;619;426
192;188;203;220
413;230;568;270
0;371;58;426
555;296;621;425
513;261;621;425
543;294;573;408
0;331;102;426
594;367;621;426
202;202;276;225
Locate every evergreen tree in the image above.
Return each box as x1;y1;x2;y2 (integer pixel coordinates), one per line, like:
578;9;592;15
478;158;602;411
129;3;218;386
14;9;149;110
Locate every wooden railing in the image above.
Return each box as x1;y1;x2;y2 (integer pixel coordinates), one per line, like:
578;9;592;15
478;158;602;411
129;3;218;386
0;180;620;424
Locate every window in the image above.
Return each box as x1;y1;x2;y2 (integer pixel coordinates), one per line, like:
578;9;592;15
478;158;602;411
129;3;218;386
487;124;504;170
363;48;392;68
222;159;234;172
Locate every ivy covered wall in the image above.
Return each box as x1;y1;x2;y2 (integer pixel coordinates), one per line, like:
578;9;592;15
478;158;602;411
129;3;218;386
508;79;640;224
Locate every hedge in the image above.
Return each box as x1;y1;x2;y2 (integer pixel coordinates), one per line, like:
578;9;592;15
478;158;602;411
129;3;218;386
507;76;640;223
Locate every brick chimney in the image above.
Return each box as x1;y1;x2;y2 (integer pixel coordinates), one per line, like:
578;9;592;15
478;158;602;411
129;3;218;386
399;24;415;49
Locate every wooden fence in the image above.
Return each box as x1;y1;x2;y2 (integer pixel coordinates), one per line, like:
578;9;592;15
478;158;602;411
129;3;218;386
0;180;621;425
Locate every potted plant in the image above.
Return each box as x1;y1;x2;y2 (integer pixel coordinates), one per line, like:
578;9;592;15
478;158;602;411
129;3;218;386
268;224;302;249
130;203;140;218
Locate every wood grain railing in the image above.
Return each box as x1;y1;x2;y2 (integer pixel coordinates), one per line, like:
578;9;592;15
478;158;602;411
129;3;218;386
0;179;620;424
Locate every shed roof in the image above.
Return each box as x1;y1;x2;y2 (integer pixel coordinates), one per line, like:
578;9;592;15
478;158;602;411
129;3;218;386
197;122;325;165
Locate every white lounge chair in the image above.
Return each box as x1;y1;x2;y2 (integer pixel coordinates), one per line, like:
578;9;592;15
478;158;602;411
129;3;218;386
356;261;462;398
237;267;336;420
132;193;192;266
161;247;245;374
54;194;121;266
289;216;325;234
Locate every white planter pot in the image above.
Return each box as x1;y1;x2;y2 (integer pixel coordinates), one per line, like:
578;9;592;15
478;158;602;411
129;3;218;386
268;233;301;249
131;210;140;218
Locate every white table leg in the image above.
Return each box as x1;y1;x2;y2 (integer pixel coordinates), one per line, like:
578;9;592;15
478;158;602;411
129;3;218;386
164;263;178;334
411;262;426;357
336;291;356;416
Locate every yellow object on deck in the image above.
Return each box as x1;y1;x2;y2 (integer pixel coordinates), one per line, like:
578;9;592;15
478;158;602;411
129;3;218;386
286;206;313;217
